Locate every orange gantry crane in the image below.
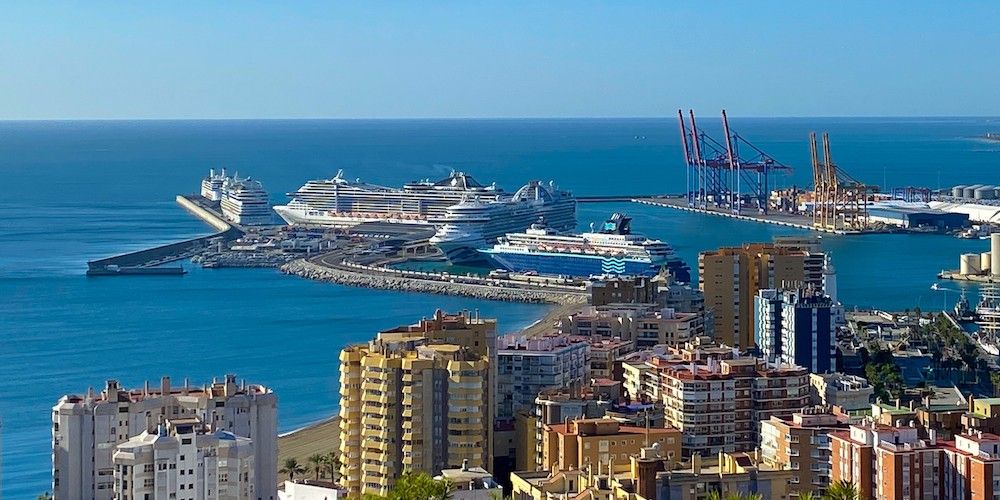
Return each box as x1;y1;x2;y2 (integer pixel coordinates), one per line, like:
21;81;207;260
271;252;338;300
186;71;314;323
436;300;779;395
810;132;877;232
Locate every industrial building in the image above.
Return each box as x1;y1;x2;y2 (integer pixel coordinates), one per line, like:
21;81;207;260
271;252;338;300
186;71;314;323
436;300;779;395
867;201;969;230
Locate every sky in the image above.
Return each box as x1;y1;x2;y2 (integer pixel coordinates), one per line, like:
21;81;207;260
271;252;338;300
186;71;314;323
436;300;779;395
1;1;998;119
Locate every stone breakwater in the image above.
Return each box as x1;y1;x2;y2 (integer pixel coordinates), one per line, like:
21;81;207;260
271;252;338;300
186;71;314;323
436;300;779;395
281;259;587;305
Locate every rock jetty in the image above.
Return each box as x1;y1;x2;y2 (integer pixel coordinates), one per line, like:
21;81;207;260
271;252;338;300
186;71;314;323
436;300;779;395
281;259;587;305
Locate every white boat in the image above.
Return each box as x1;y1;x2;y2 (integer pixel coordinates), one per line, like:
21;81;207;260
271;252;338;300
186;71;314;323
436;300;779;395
200;168;227;201
273;170;503;226
478;213;690;280
429;180;576;263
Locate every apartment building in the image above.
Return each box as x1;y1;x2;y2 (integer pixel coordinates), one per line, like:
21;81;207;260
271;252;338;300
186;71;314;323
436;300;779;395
945;431;1000;500
699;242;825;348
112;417;255;500
755;287;837;372
539;417;682;473
561;304;708;349
52;375;277;500
650;450;794;500
338;337;489;497
589;275;662;306
496;334;589;422
829;421;940;500
581;337;635;379
621;342;810;457
963;396;1000;435
760;407;850;495
809;373;874;412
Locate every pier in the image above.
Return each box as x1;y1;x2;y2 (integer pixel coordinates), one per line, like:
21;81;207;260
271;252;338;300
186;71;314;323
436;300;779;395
633;196;858;234
86;195;243;276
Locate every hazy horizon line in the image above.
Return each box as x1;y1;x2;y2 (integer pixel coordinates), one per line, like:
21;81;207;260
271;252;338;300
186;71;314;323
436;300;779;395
1;114;1000;123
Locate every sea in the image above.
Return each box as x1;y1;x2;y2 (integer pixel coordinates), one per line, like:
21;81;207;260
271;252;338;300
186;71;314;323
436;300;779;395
2;117;1000;497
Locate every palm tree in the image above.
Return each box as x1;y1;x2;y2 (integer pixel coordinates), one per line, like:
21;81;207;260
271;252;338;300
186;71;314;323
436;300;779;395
324;451;344;482
798;492;817;500
824;480;859;500
307;453;325;480
279;457;307;481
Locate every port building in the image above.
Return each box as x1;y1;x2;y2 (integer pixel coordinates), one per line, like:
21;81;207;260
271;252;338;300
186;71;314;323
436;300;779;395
51;375;277;500
867;201;969;230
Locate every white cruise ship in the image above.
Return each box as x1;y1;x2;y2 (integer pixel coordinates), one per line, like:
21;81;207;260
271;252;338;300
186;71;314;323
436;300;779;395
200;168;228;201
429;180;576;263
273;170;504;226
221;175;274;225
478;213;690;280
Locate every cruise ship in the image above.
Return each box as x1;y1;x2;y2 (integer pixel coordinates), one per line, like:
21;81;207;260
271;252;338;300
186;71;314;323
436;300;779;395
429;180;577;263
220;174;274;225
200;168;228;201
273;170;504;226
478;213;691;281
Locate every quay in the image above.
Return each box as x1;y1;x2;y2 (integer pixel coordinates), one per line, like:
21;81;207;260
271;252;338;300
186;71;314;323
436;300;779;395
938;270;1000;284
633;196;857;234
86;195;243;276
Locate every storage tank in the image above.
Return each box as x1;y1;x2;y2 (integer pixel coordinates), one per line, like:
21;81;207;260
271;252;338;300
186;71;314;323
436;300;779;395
953;185;968;198
983;252;993;273
961;253;981;275
965;184;983;198
975;186;996;200
993;234;1000;276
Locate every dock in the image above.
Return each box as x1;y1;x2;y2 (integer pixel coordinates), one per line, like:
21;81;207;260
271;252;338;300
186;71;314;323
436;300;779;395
86;195;244;276
633;196;865;235
938;271;1000;284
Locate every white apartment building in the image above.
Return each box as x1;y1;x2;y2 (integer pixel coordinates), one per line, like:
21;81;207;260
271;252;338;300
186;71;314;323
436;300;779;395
113;417;255;500
495;335;588;422
52;375;277;500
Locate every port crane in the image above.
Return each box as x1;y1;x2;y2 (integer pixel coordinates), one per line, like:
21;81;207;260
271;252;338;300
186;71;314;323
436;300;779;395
809;132;877;231
678;109;791;214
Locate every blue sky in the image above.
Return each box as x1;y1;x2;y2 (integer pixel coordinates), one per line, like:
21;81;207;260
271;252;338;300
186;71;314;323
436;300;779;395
1;1;998;119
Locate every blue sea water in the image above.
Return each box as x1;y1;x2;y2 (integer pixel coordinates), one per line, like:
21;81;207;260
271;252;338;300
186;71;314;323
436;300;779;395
1;118;999;497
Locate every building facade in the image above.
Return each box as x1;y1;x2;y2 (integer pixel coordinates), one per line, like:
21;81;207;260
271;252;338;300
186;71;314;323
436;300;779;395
699;243;825;349
621;343;810;457
338;337;489;497
112;417;255;500
540;417;682;473
52;375;277;500
755;287;837;373
809;373;874;412
760;407;849;495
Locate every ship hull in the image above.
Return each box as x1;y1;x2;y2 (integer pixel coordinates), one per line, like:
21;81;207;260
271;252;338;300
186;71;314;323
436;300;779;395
479;249;690;280
273;205;431;227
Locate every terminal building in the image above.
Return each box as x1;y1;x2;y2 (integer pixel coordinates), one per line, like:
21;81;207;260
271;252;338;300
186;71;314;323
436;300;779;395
868;201;969;230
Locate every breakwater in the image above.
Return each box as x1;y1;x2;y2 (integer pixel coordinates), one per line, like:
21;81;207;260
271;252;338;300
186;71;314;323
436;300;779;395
281;259;588;304
86;195;243;274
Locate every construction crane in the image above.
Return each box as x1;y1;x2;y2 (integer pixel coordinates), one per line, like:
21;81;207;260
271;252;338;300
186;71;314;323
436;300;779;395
679;109;791;214
810;132;877;231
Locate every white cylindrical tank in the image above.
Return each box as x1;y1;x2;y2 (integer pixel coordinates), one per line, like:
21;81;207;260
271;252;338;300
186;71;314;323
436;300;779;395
976;186;996;200
993;234;1000;276
953;185;967;198
982;252;992;273
965;185;983;198
961;253;981;275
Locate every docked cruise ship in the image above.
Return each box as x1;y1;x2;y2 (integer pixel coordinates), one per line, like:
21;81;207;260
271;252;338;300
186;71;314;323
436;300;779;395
430;180;577;263
273;170;504;226
220;175;274;225
200;168;228;201
478;213;691;281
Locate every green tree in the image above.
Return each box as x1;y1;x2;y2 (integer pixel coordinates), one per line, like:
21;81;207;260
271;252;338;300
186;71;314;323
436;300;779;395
388;471;451;500
37;493;53;500
279;457;307;481
798;492;816;500
307;453;325;480
824;480;859;500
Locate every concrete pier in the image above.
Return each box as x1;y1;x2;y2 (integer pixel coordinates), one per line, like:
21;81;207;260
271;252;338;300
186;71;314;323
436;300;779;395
633;197;855;234
86;195;243;275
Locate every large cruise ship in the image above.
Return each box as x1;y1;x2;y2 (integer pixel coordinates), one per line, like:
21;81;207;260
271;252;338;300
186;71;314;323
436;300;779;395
220;174;274;225
273;170;504;226
429;180;577;263
478;213;691;281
